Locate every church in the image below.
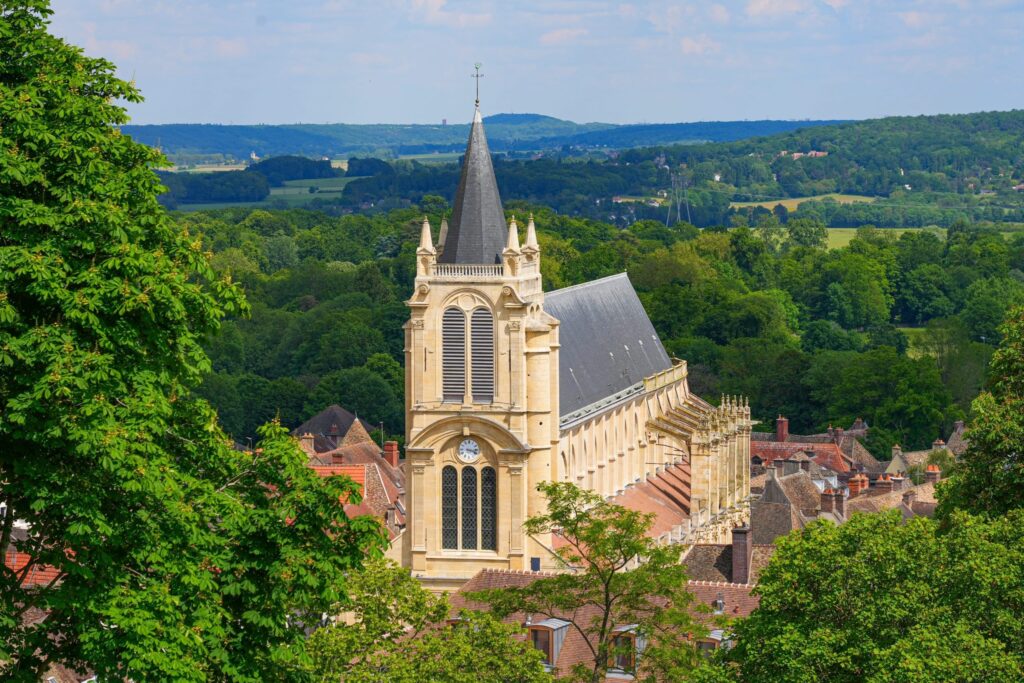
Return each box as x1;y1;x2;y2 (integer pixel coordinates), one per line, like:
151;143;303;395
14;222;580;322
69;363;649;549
400;100;752;590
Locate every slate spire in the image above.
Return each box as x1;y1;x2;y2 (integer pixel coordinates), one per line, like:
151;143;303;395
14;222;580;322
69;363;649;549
437;105;507;264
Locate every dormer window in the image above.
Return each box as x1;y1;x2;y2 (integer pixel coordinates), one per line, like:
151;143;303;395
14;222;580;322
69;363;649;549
529;626;552;665
526;618;570;668
609;625;641;674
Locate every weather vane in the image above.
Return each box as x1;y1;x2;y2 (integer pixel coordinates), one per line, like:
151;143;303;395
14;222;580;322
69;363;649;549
472;63;483;107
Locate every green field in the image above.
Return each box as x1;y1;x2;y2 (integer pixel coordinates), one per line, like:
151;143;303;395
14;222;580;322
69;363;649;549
398;151;463;163
825;227;946;249
732;193;877;211
177;176;360;211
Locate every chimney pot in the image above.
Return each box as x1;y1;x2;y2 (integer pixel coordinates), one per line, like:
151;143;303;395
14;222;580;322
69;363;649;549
924;464;942;484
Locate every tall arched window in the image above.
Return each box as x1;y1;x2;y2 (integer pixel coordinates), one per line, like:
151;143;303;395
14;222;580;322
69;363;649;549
470;308;494;403
441;466;458;549
461;467;478;550
481;467;497;550
442;308;466;402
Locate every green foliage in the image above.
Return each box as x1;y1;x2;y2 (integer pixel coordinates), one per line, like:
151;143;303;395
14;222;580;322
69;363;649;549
306;559;551;683
715;511;1024;683
938;306;1024;517
470;482;706;683
0;4;385;678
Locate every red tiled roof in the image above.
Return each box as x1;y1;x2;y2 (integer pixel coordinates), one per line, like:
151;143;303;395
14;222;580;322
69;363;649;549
687;580;760;618
312;464;366;491
4;548;62;587
751;441;852;473
605;463;691;539
452;568;758;678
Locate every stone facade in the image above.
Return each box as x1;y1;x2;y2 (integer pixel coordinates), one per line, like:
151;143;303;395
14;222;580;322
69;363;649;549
399;105;751;590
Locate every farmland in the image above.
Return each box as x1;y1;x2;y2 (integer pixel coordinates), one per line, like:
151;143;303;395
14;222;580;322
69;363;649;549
731;193;877;211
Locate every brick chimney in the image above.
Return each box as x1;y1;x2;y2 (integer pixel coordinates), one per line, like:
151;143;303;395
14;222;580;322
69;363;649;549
776;416;789;443
820;488;837;514
731;526;754;585
876;473;893;494
902;489;917;508
932;438;946;449
299;432;315;456
766;464;778;481
891;444;902;459
383;440;400;468
848;473;867;497
925;464;942;484
835;488;846;519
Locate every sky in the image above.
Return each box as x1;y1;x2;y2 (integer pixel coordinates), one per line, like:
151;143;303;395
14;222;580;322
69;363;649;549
48;0;1024;126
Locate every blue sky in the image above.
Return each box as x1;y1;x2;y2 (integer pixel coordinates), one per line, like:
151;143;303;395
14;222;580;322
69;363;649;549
49;0;1024;125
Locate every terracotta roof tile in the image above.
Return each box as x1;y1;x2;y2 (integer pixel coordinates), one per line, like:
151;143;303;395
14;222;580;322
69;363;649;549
606;463;690;539
452;569;745;678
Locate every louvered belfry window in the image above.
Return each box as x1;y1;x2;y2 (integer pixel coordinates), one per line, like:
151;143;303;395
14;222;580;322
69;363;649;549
481;466;497;550
470;308;494;403
461;467;478;550
442;308;466;402
441;466;458;549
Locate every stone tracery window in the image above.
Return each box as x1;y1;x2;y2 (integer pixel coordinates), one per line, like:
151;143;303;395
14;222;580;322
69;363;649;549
461;466;478;549
481;466;497;550
441;465;458;549
440;462;498;552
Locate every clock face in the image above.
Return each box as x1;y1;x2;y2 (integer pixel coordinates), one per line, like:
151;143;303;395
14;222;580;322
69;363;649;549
457;438;481;463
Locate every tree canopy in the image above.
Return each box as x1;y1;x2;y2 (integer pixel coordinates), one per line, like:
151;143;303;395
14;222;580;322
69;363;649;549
471;482;706;683
713;511;1024;683
0;3;384;678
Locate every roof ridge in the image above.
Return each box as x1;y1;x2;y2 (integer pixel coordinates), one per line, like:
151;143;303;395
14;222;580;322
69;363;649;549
687;580;754;588
546;272;629;300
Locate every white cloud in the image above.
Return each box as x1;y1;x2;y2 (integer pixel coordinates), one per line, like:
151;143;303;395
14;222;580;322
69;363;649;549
746;0;808;17
820;0;847;10
680;34;721;55
709;4;731;23
409;0;492;28
898;11;938;28
213;37;248;59
539;27;589;46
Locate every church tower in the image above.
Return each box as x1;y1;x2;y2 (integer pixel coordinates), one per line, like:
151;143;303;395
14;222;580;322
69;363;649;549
403;103;559;589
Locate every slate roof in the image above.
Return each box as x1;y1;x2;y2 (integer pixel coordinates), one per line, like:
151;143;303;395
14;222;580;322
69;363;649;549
292;404;375;453
946;421;968;455
545;273;673;419
437;107;507;265
683;544;776;584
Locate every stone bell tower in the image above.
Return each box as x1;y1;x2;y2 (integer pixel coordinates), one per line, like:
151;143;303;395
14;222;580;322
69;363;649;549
402;103;559;590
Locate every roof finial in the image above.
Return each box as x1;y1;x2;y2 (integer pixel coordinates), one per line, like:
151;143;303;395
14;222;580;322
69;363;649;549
472;62;483;108
506;215;520;252
418;215;435;254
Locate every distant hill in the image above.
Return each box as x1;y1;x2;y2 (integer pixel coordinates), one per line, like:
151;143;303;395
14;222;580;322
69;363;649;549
548;119;850;148
121;115;842;161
